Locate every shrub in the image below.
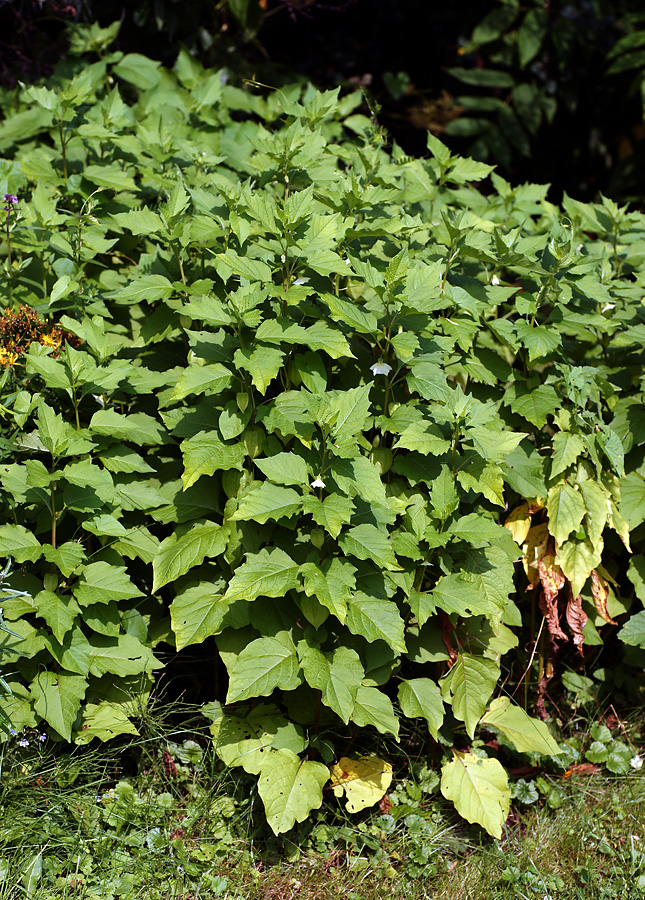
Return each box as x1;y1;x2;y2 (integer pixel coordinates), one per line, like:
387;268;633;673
1;39;644;838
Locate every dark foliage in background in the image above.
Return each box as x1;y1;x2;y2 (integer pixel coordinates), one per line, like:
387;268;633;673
3;0;645;203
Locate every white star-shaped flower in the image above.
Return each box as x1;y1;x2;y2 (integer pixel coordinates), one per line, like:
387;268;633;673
311;477;325;489
631;754;643;770
294;277;309;285
491;275;500;285
370;361;392;376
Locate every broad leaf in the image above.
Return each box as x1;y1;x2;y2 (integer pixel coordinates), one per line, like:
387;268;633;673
547;482;586;545
170;584;230;650
440;654;499;738
350;685;400;737
181;433;245;490
227;636;301;702
73;562;143;606
258;749;329;835
299;645;363;723
480;697;561;755
0;525;43;563
339;525;400;571
223;548;300;603
153;522;228;591
398;678;444;739
330;755;393;813
207;703;305;774
30;672;88;741
300;558;355;623
233;483;302;524
441;752;510;839
345;593;406;654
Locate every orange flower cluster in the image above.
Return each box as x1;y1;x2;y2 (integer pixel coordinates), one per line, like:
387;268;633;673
0;305;80;369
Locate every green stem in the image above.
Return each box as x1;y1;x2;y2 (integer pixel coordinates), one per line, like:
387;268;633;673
50;484;57;550
58;120;68;180
441;241;456;295
72;381;80;430
170;241;187;293
5;214;12;308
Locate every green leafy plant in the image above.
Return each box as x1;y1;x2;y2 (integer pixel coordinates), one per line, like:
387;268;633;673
1;33;645;840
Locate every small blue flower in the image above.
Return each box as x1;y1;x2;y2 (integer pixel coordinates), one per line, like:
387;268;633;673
39;733;47;742
9;729;17;736
18;738;29;748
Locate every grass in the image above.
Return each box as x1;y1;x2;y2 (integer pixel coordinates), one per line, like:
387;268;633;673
0;706;643;900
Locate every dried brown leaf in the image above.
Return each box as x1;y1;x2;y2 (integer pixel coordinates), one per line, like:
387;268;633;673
590;569;617;625
538;556;567;640
565;587;587;655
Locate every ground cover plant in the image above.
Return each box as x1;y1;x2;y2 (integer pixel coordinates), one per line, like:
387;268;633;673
0;27;645;847
0;709;643;900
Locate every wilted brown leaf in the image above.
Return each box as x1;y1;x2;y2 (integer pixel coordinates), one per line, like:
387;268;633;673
504;502;531;545
565;587;587;655
590;569;617;625
538;556;567;641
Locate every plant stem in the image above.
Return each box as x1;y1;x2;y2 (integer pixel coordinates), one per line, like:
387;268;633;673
5;213;12;307
58;120;68;179
50;484;57;549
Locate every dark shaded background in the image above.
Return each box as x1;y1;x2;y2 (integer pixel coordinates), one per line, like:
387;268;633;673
1;0;644;202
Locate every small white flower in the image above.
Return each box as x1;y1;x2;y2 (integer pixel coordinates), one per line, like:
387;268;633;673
491;275;500;285
280;254;286;263
576;243;583;252
602;303;615;313
311;477;325;489
345;258;351;266
370;361;392;376
294;277;309;285
630;754;643;770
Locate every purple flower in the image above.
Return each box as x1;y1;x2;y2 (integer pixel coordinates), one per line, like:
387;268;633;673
39;733;47;742
4;194;17;204
9;729;17;736
18;738;29;747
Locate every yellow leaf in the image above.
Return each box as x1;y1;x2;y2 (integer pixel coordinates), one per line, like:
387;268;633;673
504;502;531;545
521;521;549;585
329;755;393;813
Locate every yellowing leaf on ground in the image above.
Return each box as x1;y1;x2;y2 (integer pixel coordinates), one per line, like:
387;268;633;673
330;755;393;813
